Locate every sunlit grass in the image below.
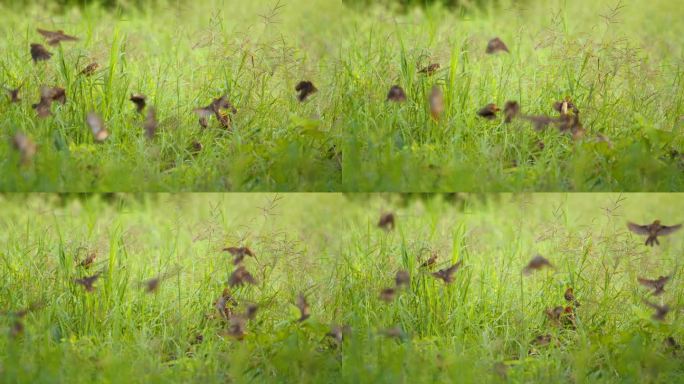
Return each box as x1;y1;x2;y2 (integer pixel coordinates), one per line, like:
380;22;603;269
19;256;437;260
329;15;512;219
0;193;682;382
0;0;683;192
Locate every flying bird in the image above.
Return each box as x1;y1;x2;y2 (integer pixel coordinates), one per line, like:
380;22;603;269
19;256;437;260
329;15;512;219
553;98;579;115
638;275;671;296
379;288;396;302
395;270;410;288
628;220;682;246
296;293;310;322
223;247;255;265
193;95;236;128
386;85;407;102
429;86;444;121
523;255;553;275
377;212;395;231
295;81;317;102
37;28;79;45
30;43;52;62
86;112;110;143
144;108;158;139
5;85;22;103
130;94;147;113
32;86;66;118
431;261;463;283
486;37;509;54
643;299;670;321
228;266;256;287
503;101;520;123
477;103;500;120
12;133;37;165
74;272;102;292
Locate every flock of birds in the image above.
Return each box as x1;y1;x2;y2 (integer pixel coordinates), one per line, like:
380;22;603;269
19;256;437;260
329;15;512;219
2;211;680;372
5;30;611;167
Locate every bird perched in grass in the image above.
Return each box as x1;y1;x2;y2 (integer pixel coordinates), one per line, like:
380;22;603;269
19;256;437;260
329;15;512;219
627;220;682;246
418;63;440;76
386;85;407;102
130;94;147;113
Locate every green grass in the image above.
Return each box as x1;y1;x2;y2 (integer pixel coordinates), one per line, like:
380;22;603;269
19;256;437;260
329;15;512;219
1;193;683;383
1;0;683;192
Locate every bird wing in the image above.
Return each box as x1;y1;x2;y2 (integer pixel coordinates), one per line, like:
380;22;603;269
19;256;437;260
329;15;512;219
658;224;682;236
637;277;656;288
627;222;650;235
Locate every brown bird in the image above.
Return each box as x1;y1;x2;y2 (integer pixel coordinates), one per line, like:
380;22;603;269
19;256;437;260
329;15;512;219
643;299;670;321
387;85;407;102
130;94;147;113
215;288;238;321
244;304;258;320
380;326;405;339
429;85;444;121
80;62;99;77
503;101;520;123
77;252;97;268
664;336;681;351
431;261;463;283
296;293;310;322
545;306;575;328
141;268;179;293
295;81;317;102
223;246;255;265
523;255;553;275
638;275;671;296
190;141;203;153
193;95;236;128
326;324;351;344
492;362;509;380
486;37;509;54
628;220;682;246
74;272;102;292
379;288;397;302
86;112;110;143
144;107;158;139
553;97;579;115
37;28;79;45
5;85;21;103
12;133;37;165
420;253;438;269
395;270;410;288
477;103;500;120
226;313;247;340
228;266;256;287
1;302;43;338
564;287;580;307
377;212;395;231
531;334;552;347
30;43;52;62
556;113;585;140
32;86;66;118
522;115;557;131
418;63;440;76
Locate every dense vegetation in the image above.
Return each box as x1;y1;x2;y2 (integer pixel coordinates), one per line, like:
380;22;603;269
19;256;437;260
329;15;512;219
1;193;683;382
2;0;683;191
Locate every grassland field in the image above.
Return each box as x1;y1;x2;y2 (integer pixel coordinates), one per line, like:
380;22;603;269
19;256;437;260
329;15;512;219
1;0;683;191
1;193;683;383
